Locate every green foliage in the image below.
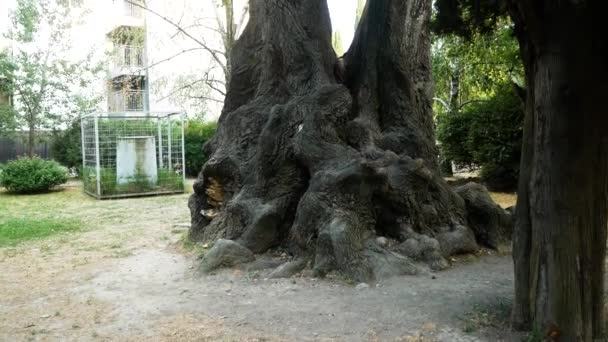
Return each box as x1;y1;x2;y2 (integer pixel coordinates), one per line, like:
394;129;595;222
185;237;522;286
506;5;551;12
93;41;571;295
437;84;523;190
51;120;82;172
82;167;184;197
0;156;68;193
0;52;17;135
0;103;17;135
1;0;104;154
53;95;101;173
432;0;508;38
0;217;81;247
157;168;185;190
12;0;39;42
184;120;217;177
432;16;523;190
432;20;522;113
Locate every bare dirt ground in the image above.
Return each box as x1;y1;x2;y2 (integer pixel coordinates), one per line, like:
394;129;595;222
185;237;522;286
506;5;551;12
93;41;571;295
0;184;522;342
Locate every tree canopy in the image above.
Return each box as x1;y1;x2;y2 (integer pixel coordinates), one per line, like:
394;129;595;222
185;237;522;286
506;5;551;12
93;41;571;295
0;0;104;155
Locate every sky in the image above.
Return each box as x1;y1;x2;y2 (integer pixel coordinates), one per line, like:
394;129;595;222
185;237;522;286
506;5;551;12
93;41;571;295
0;1;359;47
328;0;358;50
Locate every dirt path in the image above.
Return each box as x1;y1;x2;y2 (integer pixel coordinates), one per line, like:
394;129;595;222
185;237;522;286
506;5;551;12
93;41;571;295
0;187;521;341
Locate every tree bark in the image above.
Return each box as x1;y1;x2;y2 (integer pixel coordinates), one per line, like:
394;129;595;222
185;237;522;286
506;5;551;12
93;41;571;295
189;0;510;282
510;1;608;340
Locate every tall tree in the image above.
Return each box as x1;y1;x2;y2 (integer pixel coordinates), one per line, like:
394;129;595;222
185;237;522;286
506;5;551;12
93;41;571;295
189;0;509;282
435;1;608;339
509;2;608;339
0;0;103;156
0;51;17;135
216;0;236;83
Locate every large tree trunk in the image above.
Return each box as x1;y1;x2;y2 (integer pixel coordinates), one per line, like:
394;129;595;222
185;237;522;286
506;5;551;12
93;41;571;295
189;0;510;282
510;1;608;340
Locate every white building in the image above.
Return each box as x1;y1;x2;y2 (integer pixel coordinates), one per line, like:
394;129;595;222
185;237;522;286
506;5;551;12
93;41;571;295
104;0;149;113
103;0;229;118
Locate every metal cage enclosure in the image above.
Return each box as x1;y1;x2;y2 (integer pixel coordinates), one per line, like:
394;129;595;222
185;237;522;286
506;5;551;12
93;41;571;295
81;112;185;199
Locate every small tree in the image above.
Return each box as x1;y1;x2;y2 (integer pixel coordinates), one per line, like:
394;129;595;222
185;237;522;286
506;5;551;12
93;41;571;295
0;0;103;156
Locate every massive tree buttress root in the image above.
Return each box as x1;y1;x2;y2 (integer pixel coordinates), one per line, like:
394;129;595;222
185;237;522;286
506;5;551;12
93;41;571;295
189;0;510;282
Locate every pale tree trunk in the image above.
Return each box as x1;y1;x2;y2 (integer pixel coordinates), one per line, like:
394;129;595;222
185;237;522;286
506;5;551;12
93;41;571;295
189;0;510;282
222;0;235;81
449;73;459;110
510;1;608;340
355;0;365;30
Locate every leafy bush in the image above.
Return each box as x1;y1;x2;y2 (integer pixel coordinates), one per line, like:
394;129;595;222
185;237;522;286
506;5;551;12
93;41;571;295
437;84;524;190
51;120;82;172
184;120;217;177
0;156;68;193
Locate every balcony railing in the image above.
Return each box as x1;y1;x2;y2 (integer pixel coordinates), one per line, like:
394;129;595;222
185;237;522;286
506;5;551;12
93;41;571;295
112;45;145;69
124;1;144;19
109;90;145;112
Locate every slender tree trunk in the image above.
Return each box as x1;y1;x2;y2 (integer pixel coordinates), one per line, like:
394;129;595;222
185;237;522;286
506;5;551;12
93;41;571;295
448;72;459;110
27;122;35;157
441;67;460;177
355;0;365;31
510;1;608;339
223;0;235;82
190;0;510;281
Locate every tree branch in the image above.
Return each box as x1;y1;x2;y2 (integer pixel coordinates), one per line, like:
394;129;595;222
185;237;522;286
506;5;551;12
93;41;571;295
157;79;205;102
131;47;204;74
188;95;224;103
125;0;228;77
205;79;226;97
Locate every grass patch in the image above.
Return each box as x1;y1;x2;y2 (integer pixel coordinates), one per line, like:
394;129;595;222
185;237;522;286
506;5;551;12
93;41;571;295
178;231;207;255
0;218;82;247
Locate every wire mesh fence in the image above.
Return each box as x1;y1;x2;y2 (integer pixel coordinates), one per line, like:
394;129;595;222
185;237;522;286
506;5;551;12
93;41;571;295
81;112;185;199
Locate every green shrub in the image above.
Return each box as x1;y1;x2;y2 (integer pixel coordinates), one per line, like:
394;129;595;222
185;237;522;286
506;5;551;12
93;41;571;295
184;120;217;177
0;156;68;193
436;84;524;191
51;120;82;173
